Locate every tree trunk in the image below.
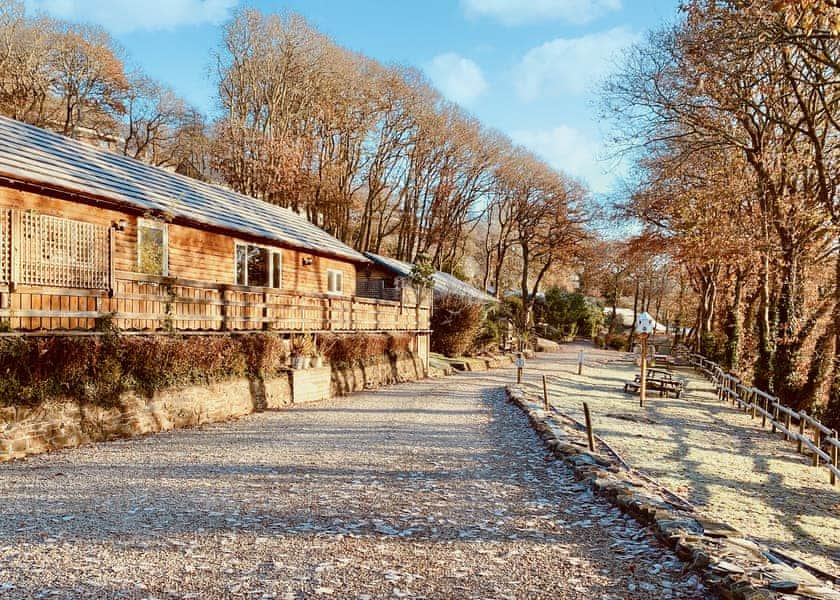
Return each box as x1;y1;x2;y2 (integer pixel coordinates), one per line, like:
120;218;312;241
627;279;640;350
824;253;840;428
724;268;744;372
754;245;774;391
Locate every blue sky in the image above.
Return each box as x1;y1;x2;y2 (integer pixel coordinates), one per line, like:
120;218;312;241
24;0;679;195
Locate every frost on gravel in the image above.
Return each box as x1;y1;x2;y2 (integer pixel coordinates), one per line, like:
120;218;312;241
0;369;710;599
525;343;840;575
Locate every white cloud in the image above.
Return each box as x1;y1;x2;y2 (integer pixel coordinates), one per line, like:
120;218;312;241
24;0;238;33
425;53;488;106
513;125;616;194
514;27;638;102
462;0;621;26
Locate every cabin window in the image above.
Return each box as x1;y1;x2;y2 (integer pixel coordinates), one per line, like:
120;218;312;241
235;243;282;288
137;219;168;276
327;269;344;294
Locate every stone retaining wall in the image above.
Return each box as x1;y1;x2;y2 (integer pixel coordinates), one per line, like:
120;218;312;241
0;378;271;462
0;351;504;464
331;352;427;395
0;352;429;463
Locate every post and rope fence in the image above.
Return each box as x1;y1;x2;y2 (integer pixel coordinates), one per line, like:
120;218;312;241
689;353;840;486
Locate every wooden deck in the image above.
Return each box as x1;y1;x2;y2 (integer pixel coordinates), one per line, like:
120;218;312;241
0;271;431;333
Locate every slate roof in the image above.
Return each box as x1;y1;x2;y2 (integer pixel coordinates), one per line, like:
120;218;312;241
364;252;498;304
0;115;368;263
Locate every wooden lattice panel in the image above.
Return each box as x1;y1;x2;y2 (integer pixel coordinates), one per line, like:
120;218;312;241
18;211;109;289
0;208;9;284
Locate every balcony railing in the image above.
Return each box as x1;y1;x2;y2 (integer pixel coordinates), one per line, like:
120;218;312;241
0;272;431;333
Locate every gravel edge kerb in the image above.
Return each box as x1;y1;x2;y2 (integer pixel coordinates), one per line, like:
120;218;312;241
505;384;840;600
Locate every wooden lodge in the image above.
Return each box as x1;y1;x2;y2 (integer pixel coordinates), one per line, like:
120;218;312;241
0;116;431;359
361;253;498;305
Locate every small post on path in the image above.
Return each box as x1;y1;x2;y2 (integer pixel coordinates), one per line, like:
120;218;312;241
583;402;595;452
516;353;525;384
634;313;654;408
577;350;584;376
542;375;549;411
640;338;647;407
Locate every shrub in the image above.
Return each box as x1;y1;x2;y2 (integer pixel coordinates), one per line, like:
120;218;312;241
536;288;604;340
605;334;628;352
0;331;419;408
472;318;501;353
317;333;412;364
0;332;286;407
431;293;484;357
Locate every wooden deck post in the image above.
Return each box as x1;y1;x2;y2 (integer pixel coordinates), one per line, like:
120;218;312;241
262;291;270;331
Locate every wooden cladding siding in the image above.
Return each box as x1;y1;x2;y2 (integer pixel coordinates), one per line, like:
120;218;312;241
0;185;357;297
0;183;430;334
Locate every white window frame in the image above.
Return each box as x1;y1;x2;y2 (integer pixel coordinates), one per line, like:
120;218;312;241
234;241;282;289
137;218;169;276
327;269;344;295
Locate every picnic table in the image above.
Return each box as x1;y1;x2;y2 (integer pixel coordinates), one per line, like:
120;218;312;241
623;369;687;398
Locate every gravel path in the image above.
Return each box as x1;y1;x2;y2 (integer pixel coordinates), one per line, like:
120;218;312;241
0;365;709;599
519;344;840;575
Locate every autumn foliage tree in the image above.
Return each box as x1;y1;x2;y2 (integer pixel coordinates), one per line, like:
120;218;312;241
605;0;840;425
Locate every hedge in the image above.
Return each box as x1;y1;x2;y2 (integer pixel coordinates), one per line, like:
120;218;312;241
0;332;417;408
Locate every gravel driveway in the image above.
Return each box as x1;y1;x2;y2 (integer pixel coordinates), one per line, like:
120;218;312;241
0;365;709;599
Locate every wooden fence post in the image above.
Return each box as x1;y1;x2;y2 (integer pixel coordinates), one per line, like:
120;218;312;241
772;403;778;434
784;412;791;441
583;402;595;452
798;413;805;454
761;396;767;428
542;375;549;411
831;431;838;486
750;390;757;420
813;425;822;467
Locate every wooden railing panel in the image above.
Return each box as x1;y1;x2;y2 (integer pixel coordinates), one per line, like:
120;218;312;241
0;274;431;333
